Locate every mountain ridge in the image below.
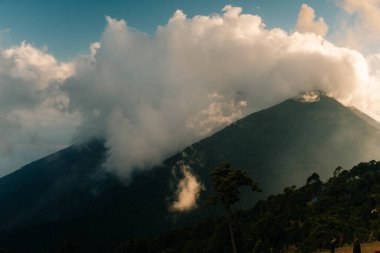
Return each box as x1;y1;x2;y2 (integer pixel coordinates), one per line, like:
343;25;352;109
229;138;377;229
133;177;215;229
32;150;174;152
1;94;380;252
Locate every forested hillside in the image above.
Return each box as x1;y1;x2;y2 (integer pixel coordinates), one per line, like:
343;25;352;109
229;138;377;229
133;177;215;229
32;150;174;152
117;161;380;253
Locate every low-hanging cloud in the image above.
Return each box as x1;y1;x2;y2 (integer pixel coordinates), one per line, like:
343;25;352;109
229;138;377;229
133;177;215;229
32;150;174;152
60;5;380;178
170;163;203;212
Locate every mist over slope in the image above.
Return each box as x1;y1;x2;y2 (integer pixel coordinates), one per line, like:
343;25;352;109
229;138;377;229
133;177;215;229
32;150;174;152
0;94;380;252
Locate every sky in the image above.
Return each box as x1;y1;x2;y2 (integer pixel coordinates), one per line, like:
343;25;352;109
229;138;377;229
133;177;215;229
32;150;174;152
0;0;336;60
1;0;380;178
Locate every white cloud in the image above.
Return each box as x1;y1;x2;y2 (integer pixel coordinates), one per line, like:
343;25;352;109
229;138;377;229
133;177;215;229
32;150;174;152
337;0;380;51
170;163;203;212
296;4;329;36
2;5;380;179
0;42;76;176
2;42;72;88
60;6;380;178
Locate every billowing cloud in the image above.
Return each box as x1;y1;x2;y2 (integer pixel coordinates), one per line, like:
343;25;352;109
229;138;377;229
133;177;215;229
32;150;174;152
296;4;329;36
0;42;72;111
0;42;76;176
337;0;380;51
1;5;380;179
170;163;203;212
60;5;380;178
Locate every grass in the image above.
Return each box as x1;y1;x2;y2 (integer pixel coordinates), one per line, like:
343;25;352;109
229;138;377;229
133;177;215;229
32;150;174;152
318;241;380;253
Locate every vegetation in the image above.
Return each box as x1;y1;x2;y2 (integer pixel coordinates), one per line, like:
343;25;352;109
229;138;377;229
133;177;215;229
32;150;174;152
207;162;261;253
3;160;380;252
117;160;380;253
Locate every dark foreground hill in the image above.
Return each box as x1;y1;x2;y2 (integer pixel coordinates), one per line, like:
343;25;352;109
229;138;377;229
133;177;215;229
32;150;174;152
0;94;380;252
118;161;380;253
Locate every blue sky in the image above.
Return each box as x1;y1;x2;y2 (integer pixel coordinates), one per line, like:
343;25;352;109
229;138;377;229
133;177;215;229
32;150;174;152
0;0;338;60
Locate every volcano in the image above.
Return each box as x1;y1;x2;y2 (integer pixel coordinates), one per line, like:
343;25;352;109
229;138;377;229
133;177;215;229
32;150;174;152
1;93;380;252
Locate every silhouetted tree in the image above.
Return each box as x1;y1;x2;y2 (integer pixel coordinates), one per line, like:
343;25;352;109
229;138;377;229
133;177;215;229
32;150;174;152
333;166;343;177
208;162;261;253
113;160;380;253
306;172;321;185
57;240;82;253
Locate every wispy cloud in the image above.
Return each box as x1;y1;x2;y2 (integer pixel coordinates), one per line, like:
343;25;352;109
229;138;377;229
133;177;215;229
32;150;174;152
170;163;203;212
336;0;380;52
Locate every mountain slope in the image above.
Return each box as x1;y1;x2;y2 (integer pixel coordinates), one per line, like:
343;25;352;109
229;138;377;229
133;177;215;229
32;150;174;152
116;160;380;253
1;94;380;252
184;95;380;198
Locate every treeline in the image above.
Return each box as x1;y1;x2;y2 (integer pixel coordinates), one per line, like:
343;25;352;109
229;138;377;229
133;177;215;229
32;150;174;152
2;161;380;253
116;160;380;253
